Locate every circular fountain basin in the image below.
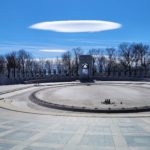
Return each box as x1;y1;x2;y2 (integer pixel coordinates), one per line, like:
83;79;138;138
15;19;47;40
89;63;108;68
32;83;150;112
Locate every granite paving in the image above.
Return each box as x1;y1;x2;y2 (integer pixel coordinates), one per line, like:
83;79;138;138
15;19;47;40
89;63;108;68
0;109;150;150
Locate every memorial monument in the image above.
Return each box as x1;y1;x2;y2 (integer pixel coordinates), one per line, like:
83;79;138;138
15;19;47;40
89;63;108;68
79;55;93;81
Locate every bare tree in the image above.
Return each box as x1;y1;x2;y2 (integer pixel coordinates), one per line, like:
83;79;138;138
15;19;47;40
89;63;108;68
119;43;134;76
88;48;100;75
106;48;116;76
18;49;31;78
6;51;18;78
98;55;107;74
56;57;62;75
45;60;53;75
32;60;40;77
72;47;83;76
0;55;5;74
26;58;34;78
132;43;149;75
62;51;71;76
38;59;46;77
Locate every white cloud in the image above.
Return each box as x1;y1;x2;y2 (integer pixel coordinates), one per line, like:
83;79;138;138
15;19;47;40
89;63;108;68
39;49;67;53
29;20;122;33
33;57;62;62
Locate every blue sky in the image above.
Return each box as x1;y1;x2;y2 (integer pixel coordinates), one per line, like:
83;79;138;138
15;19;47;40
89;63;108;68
0;0;150;58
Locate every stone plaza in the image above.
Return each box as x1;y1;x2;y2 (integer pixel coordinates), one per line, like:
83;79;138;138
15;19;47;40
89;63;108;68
0;81;150;150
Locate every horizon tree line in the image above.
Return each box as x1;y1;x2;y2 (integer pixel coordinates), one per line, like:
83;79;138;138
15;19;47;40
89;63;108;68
0;42;150;80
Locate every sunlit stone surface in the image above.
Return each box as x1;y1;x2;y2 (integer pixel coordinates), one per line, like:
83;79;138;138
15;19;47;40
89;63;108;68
0;81;150;150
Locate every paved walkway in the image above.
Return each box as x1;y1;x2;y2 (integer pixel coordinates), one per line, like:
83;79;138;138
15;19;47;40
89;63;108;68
0;84;34;95
0;108;150;150
0;82;79;94
0;82;150;150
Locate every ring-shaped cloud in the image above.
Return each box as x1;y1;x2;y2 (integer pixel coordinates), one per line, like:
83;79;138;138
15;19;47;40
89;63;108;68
29;20;121;33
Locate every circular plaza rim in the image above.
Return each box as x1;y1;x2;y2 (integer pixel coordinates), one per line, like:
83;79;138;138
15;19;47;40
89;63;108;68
29;83;150;113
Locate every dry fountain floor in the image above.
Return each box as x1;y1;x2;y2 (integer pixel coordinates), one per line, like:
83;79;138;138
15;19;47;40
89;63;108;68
0;81;150;150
